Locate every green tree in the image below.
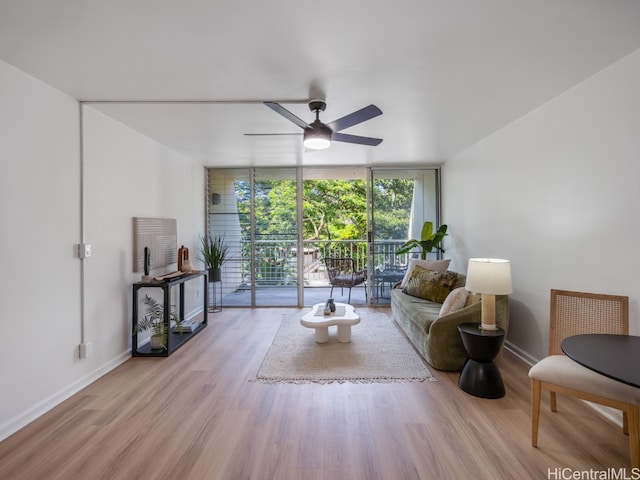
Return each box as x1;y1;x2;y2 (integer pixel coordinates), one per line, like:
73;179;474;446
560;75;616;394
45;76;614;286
371;179;414;239
302;180;367;240
234;178;415;242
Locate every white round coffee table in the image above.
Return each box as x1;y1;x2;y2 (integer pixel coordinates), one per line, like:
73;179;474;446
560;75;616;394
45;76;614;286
300;302;360;343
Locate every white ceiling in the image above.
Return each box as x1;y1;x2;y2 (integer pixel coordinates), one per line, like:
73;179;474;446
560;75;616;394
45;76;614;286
1;0;640;167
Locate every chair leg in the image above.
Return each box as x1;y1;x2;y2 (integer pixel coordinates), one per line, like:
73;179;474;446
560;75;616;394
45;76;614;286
624;411;630;435
348;287;352;304
628;405;640;468
550;391;557;412
531;378;541;447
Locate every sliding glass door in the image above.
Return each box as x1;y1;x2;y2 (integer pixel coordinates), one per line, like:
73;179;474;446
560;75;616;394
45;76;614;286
207;167;440;308
207;168;250;306
369;169;440;304
208;168;299;307
301;168;368;306
252;168;299;306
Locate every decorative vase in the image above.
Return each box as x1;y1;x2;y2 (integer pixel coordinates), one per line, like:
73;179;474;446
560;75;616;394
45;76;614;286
209;268;222;283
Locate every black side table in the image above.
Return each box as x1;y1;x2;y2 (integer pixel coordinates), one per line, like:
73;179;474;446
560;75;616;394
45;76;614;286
457;322;506;399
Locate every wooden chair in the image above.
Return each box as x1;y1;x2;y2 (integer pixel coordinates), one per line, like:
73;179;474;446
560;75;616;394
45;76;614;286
323;257;367;304
529;289;639;467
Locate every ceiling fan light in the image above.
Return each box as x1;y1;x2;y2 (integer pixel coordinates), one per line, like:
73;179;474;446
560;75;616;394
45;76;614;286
303;135;331;150
303;124;332;150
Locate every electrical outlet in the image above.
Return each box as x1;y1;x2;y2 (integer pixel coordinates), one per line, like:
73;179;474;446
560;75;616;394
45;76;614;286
79;342;93;359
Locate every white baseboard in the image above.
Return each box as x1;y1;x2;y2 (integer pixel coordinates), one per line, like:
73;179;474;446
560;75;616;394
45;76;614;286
1;307;204;441
0;351;130;442
185;305;204;321
504;340;537;366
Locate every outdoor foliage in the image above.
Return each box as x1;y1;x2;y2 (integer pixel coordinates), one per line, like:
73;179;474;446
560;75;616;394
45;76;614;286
232;177;416;282
234;178;414;242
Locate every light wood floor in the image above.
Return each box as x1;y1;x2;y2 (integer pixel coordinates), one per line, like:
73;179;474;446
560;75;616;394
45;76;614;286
0;308;632;479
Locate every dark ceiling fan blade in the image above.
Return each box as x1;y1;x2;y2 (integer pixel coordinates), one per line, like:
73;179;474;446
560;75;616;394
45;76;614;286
264;102;310;130
326;104;382;132
244;133;302;136
332;132;383;146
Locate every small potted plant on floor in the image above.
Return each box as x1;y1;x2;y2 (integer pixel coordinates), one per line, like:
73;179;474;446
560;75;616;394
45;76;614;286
200;234;229;282
135;294;181;350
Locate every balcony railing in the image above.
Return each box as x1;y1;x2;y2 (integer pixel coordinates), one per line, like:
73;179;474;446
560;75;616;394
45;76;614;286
235;238;412;288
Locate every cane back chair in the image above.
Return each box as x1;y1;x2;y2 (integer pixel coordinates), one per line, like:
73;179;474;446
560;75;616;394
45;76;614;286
528;289;639;467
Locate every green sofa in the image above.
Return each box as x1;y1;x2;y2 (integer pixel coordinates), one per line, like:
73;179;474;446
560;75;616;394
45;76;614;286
390;272;510;371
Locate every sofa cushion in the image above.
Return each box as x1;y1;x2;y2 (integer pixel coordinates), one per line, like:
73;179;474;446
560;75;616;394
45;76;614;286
399;258;451;288
403;266;458;303
439;287;469;316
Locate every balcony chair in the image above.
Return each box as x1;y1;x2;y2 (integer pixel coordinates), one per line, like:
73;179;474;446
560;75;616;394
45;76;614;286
324;257;367;304
528;289;639;467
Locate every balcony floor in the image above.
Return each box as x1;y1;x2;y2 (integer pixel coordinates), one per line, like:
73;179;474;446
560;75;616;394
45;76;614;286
217;284;392;308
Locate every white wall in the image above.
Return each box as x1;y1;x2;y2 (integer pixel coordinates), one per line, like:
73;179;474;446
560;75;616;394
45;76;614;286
442;49;640;363
0;60;205;440
83;108;205;359
0;60;82;438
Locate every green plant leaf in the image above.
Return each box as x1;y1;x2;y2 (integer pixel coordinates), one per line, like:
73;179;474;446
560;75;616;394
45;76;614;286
420;221;434;241
133;294;181;350
395;221;448;259
200;234;229;270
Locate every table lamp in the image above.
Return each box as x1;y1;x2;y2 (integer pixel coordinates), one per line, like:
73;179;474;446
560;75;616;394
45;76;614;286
465;258;512;330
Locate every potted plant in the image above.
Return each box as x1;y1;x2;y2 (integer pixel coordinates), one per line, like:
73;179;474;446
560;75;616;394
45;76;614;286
135;294;181;350
200;234;229;282
396;221;448;260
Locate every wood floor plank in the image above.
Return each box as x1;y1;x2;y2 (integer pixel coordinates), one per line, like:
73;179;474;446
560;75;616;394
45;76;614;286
0;308;633;479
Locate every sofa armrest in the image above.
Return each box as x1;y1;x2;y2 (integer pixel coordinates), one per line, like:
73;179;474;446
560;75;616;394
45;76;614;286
429;301;482;337
430;294;509;336
425;295;509;371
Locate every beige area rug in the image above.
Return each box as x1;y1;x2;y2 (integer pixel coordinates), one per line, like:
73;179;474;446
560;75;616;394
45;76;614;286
256;310;435;384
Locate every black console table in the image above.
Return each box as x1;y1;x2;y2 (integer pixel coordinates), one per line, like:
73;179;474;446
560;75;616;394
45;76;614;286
132;272;208;357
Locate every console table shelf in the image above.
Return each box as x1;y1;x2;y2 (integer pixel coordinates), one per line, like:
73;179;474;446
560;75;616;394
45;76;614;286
132;271;208;357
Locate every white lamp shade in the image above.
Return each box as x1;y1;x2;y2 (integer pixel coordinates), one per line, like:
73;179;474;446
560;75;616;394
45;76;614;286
465;258;513;295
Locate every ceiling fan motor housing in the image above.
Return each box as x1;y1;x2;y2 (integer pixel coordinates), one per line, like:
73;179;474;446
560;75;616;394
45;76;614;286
304;120;332;149
307;119;332;136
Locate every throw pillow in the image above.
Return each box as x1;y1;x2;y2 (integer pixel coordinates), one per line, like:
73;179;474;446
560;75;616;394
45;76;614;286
439;287;469;316
402;266;458;303
399;258;451;289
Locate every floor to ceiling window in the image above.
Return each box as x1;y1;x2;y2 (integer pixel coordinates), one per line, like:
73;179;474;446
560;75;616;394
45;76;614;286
369;169;440;302
207;167;440;308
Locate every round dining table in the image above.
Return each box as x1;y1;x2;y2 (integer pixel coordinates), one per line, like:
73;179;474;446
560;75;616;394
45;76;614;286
561;334;640;388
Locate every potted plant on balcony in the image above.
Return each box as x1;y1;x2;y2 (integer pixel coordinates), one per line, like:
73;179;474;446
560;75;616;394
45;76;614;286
396;221;448;260
135;294;181;350
200;234;229;282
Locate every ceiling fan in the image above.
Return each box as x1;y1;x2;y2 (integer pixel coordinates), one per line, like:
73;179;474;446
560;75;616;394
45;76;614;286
249;99;383;150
